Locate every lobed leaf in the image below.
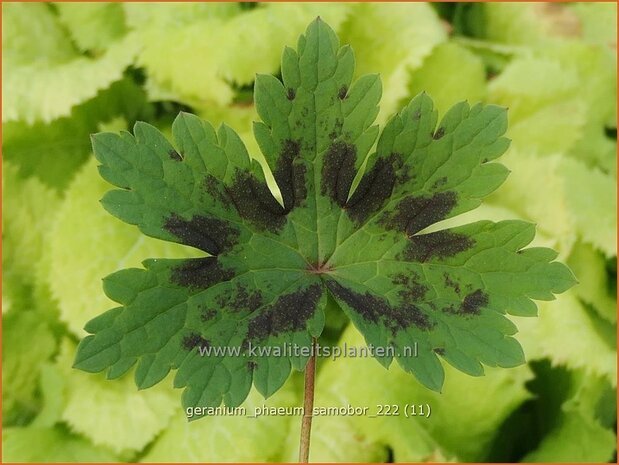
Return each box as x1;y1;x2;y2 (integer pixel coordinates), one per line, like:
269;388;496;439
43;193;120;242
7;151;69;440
75;19;575;414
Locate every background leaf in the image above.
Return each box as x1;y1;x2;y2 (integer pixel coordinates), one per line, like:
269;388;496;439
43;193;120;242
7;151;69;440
3;3;138;125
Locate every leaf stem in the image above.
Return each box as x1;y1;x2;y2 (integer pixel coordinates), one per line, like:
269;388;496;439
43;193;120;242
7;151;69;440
299;337;317;463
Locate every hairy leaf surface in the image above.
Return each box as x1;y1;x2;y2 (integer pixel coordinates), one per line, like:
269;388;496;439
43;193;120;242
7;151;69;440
74;19;575;413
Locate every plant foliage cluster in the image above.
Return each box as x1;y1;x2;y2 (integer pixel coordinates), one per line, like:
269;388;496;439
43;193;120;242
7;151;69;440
2;3;617;463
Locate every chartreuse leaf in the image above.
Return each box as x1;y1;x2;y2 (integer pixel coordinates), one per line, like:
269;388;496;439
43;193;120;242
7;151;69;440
3;36;138;124
570;2;617;46
2;311;57;426
4;78;153;191
338;2;446;120
284;411;389;463
514;293;616;385
488;56;587;156
473;3;583;45
2;3;137;124
523;366;616;463
408;42;487;117
123;2;240;29
2;3;75;68
568;242;616;324
283;325;533;462
143;383;297;462
487;44;616;175
2;427;118;463
2;162;60;306
559;157;616;257
74;19;575;415
55;3;127;53
488;150;616;257
31;363;66;428
486;151;576;257
128;3;350;107
57;339;177;454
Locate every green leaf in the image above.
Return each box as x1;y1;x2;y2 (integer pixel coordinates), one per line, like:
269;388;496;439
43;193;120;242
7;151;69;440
555;42;617;172
526;407;616;463
75;19;574;414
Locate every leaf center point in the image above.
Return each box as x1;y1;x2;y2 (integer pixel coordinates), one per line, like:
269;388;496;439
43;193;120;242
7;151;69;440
306;261;332;275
